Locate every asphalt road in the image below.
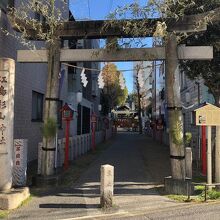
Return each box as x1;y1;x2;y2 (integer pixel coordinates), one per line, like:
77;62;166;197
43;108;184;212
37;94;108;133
60;202;220;220
111;202;220;220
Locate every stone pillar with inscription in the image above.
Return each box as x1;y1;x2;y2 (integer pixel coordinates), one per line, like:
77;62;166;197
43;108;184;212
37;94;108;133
13;139;28;186
100;164;114;209
0;58;15;191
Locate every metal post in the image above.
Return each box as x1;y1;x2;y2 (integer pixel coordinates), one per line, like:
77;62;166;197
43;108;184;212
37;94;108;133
202;126;207;175
185;147;192;179
207;126;212;189
215;126;220;185
64;119;70;170
195;81;201;170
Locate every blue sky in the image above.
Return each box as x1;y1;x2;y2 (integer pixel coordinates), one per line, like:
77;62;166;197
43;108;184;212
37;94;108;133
69;0;150;93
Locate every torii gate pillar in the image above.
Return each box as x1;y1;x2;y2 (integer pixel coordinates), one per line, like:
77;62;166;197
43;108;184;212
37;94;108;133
164;34;192;195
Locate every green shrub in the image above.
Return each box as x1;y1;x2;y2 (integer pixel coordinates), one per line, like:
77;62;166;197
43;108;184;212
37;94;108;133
185;132;192;144
41;118;57;139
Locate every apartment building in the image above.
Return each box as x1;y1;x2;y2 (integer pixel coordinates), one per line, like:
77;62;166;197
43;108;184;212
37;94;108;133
0;1;101;162
67;38;101;137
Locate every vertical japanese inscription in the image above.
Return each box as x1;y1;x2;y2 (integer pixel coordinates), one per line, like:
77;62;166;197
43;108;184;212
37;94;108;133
13;139;28;186
0;58;15;191
0;71;8;153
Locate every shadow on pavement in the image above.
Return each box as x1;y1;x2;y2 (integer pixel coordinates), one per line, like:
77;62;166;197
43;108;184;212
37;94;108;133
39;203;99;209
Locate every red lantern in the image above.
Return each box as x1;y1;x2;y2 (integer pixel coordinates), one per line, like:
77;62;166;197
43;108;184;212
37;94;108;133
61;103;74;120
60;103;75;170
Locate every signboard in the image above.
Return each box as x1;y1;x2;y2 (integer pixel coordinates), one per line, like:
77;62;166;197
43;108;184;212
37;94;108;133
195;103;220;126
61;103;74;120
12;139;27;186
63;110;71;118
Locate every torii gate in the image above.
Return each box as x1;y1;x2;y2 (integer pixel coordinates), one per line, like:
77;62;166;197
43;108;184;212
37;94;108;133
5;6;220;194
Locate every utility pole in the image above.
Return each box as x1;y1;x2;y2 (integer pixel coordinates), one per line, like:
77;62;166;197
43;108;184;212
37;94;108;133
195;81;201;172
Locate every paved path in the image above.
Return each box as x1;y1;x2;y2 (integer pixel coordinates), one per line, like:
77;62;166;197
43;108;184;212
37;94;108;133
8;132;188;220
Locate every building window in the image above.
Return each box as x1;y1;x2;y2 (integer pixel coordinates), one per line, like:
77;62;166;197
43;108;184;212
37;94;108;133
82;106;90;134
32;91;44;122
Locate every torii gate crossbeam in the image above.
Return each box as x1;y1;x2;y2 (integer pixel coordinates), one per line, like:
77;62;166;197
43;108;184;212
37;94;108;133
17;46;213;63
9;6;220;40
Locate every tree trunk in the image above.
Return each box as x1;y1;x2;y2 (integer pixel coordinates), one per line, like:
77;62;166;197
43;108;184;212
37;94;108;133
165;33;185;180
41;40;61;176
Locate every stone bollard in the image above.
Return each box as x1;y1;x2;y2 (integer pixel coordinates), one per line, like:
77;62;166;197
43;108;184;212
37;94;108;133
185;147;192;179
100;164;114;209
